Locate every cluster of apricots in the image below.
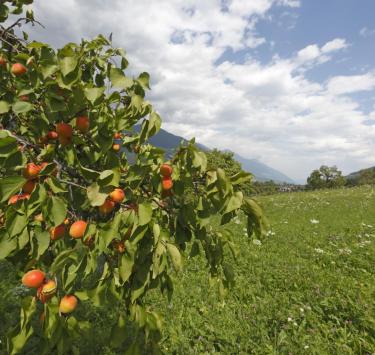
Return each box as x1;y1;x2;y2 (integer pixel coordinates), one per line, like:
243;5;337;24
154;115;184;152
38;116;90;146
22;269;78;314
99;188;126;215
8;162;47;205
113;132;122;152
160;164;173;193
49;220;88;243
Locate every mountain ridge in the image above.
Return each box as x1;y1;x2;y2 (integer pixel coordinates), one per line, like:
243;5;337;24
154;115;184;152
145;127;294;183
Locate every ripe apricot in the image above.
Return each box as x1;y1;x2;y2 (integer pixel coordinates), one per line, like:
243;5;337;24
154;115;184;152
22;179;36;194
23;163;41;180
99;198;115;215
47;131;58;140
8;193;30;205
162;177;173;191
109;188;125;203
59;295;78;314
114;132;121;139
69;220;87;239
22;269;45;288
11;63;27;76
0;57;7;66
76;116;90;133
112;143;121;152
37;279;57;303
8;195;19;205
56;123;73;139
160;164;172;178
50;224;65;241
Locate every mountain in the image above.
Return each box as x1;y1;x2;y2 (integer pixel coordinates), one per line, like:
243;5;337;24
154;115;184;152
145;127;294;183
346;166;375;180
231;153;295;183
146;127;208;152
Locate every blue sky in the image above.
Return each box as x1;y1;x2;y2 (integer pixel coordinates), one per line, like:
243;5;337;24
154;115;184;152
23;0;375;182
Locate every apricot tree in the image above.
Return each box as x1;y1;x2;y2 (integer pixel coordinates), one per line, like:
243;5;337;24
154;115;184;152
0;1;267;353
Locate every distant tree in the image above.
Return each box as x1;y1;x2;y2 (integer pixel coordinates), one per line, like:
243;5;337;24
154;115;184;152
253;180;278;195
206;149;253;195
307;165;346;189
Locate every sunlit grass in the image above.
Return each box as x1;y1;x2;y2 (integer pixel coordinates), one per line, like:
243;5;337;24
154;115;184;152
153;186;375;354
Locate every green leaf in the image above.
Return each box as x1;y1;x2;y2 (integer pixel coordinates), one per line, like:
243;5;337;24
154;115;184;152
0;176;26;203
40;64;59;79
131;95;143;112
84;87;104;104
110;68;133;90
46;196;67;225
166;243;182;271
137;202;152;226
0;232;17;259
110;314;127;347
18;228;29;249
216;168;231;196
119;242;135;283
59;56;77;76
0;131;18;158
87;182;107;207
152;241;166;279
51;249;77;273
137;72;150;89
231;171;251;185
0;100;10;114
0;5;9;22
6;211;27;238
45;177;67;193
12;101;33;114
242;198;268;238
192;150;207;171
35;230;50;258
224;191;243;214
98;169;120;187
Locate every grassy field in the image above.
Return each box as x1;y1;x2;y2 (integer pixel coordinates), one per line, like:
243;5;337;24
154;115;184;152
1;186;375;354
151;186;375;354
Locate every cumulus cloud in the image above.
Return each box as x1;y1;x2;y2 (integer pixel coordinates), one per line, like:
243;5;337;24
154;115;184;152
327;73;375;95
295;38;348;67
321;38;348;53
18;0;375;182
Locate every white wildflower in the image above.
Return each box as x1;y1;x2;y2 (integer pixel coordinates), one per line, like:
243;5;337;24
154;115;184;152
338;248;352;255
314;248;324;254
310;219;319;224
253;239;262;246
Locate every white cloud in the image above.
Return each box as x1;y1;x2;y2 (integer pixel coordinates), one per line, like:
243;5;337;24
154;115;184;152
297;44;321;62
327;73;375;95
18;1;375;182
295;38;348;67
321;38;348;53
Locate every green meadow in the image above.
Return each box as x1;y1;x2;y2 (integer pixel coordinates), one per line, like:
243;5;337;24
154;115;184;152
152;186;375;354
